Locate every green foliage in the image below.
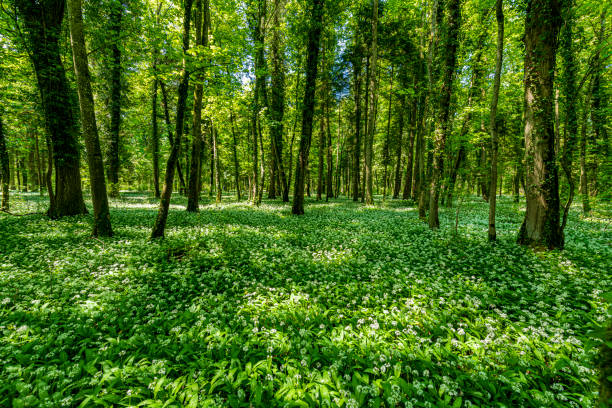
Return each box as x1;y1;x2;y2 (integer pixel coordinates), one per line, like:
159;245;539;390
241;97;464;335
0;193;610;407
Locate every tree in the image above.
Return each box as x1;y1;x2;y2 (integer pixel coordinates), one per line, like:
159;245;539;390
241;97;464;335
15;0;87;218
107;0;123;197
291;0;325;215
151;0;194;239
0;112;9;210
488;0;503;242
67;0;113;237
517;0;563;249
187;0;208;212
364;0;379;206
428;0;460;229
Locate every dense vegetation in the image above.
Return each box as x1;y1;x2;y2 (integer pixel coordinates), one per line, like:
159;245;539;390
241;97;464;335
0;0;610;406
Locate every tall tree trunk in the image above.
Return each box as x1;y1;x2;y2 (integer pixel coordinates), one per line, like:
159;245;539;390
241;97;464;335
68;0;113;237
151;72;160;198
151;0;193;239
269;1;289;202
325;97;334;200
317;105;324;201
351;50;362;202
428;0;460;229
16;0;87;218
382;66;393;200
579;90;591;213
517;0;563;249
559;0;578;233
0;114;9;210
392;94;404;199
230;106;242;200
107;1;122;197
291;0;325;215
402;98;415;200
488;0;504;241
590;11;607;196
35;134;42;194
187;0;207;212
364;0;379;205
213;124;221;203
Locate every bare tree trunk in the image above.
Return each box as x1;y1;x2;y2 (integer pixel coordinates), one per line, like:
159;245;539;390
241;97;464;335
230;107;242;200
0;114;9;210
16;0;87;218
364;0;379;205
107;0;122;198
428;0;460;229
488;0;504;241
151;0;193;239
382;66;393;200
68;0;113;236
187;0;207;212
213;124;221;203
159;81;187;192
517;0;563;249
579;90;591;213
292;0;325;215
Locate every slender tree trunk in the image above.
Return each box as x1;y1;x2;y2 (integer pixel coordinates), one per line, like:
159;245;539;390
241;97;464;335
392;94;404;199
580;90;591;213
559;1;578;233
517;0;563;249
351;52;362;202
151;68;160;198
151;0;193;239
292;0;325;215
187;0;207;212
213;124;221;203
428;0;461;229
488;0;503;241
269;1;289;202
402;98;416;200
230;107;242;200
382;66;393;200
107;1;122;197
16;0;87;218
68;0;113;236
317;104;325;201
364;0;379;205
35;134;42;194
325;97;334;200
0;114;9;210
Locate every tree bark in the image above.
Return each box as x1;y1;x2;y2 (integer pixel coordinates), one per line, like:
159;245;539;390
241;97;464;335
16;0;87;218
159;80;187;192
107;1;122;198
517;0;563;249
488;0;504;241
151;0;193;239
428;0;460;229
0;113;9;210
68;0;113;236
213;124;221;203
364;0;379;205
187;0;207;212
351;48;362;202
230;107;242;200
291;0;325;215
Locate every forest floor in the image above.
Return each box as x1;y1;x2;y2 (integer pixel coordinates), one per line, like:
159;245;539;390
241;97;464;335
0;192;610;408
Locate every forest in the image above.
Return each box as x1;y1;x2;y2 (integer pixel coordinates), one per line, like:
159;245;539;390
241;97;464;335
0;0;610;406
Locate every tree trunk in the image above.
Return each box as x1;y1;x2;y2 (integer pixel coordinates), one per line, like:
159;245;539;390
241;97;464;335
428;0;460;229
187;0;207;212
269;1;289;202
559;1;578;233
291;0;325;215
230;107;242;200
107;1;122;198
151;72;160;198
151;0;193;239
0;114;9;210
392;94;404;199
517;0;563;249
382;66;393;200
16;0;87;218
317;103;325;201
579;90;591;213
213;124;221;203
364;0;379;205
68;0;113;236
351;49;362;202
488;0;504;241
